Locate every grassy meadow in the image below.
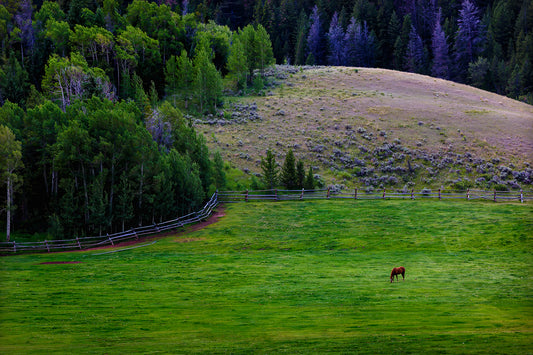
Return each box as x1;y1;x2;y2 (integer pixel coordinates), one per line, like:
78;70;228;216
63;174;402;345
198;67;533;188
1;199;532;354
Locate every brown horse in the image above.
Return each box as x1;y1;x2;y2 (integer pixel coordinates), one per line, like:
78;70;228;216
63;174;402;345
390;266;405;282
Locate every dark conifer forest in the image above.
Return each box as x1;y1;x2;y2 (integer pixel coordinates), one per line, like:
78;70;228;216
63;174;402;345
0;0;531;240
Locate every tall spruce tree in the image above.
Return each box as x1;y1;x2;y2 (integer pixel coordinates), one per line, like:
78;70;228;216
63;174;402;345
454;0;483;81
327;12;344;65
405;25;426;73
307;5;323;65
260;149;278;189
296;160;305;189
431;8;450;79
294;10;309;65
304;166;315;190
280;149;297;190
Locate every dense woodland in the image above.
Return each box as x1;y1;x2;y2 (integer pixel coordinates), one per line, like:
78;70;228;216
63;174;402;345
0;0;531;240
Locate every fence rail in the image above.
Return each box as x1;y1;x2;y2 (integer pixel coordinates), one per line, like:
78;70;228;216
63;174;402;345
0;193;219;254
218;188;532;203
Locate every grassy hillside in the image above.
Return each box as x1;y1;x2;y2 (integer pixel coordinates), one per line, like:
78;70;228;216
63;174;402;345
1;200;531;353
197;66;533;190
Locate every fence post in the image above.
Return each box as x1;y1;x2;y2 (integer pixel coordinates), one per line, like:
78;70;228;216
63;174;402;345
493;190;497;202
327;187;330;199
274;189;278;201
76;236;82;249
108;233;114;246
382;188;386;199
466;188;470;200
13;241;16;252
300;188;304;200
438;188;441;200
245;189;248;202
520;189;523;203
45;240;50;253
354;187;358;200
411;189;415;200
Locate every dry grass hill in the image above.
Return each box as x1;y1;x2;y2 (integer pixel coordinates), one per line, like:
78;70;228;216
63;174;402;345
196;66;533;191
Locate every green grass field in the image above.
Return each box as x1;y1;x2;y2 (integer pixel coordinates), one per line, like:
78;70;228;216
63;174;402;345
1;200;532;354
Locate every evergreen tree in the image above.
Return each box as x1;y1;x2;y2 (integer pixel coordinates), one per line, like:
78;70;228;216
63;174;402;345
304;166;315;190
454;0;484;81
344;18;376;67
405;25;426;73
431;9;450;79
327;12;344;66
307;5;324;64
280;149;297;190
294;10;309;65
260;149;278;190
296;160;305;189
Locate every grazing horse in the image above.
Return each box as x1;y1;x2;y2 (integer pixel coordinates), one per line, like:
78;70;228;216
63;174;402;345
390;266;405;282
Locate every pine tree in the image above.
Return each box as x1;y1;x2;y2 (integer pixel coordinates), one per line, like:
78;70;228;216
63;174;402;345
327;12;344;66
294;10;309;65
307;5;324;65
296;160;305;189
454;0;483;81
280;149;297;190
405;25;426;73
431;8;450;79
344;18;376;67
260;149;278;190
304;166;315;190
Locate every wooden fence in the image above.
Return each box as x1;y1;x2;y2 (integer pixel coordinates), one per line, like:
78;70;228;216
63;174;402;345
0;193;219;254
218;188;532;203
2;187;530;254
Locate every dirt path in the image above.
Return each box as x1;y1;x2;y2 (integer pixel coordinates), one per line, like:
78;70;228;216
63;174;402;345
84;205;226;251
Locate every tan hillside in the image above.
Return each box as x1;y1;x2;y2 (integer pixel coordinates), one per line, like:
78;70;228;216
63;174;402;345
197;66;533;189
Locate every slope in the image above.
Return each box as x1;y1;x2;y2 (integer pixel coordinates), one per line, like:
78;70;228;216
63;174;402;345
196;66;533;190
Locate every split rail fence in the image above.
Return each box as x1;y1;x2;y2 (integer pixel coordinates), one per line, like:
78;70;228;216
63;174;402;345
0;193;219;254
218;187;532;203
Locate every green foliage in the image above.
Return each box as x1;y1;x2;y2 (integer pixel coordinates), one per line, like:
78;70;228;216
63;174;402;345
193;40;223;113
280;149;297;190
236;24;275;81
0;124;23;241
260;149;278;189
0;53;29;107
304;166;315;190
226;36;248;90
296;160;305;189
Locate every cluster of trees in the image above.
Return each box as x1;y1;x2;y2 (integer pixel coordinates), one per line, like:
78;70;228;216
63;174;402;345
0;98;226;240
260;149;316;190
0;0;278;239
0;0;275;114
193;0;533;102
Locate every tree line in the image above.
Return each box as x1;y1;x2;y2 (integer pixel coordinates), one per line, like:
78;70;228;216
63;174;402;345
191;0;533;103
0;0;275;113
0;98;227;240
